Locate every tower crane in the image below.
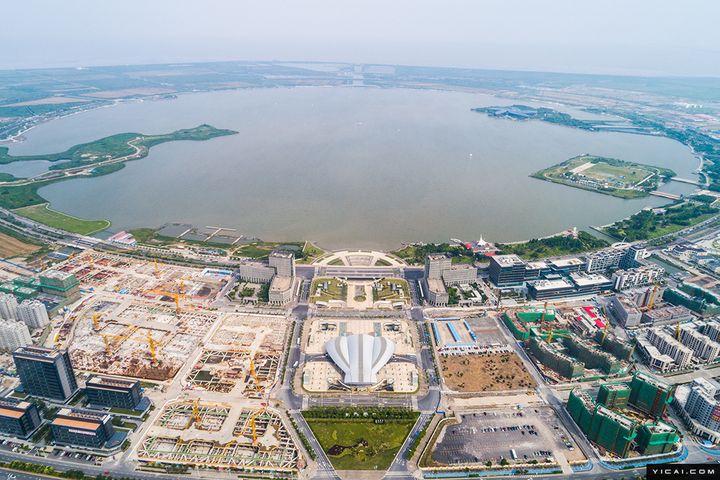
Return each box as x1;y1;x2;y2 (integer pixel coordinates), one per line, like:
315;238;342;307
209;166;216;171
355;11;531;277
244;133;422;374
147;332;159;365
641;284;660;312
92;313;103;331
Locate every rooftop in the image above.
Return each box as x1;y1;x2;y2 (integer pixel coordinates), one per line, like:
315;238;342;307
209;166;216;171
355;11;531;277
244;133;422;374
570;272;611;287
492;254;525;267
269;250;294;259
87;375;139;390
325;334;395;385
530;278;573;291
269;275;293;292
549;258;585;268
426;278;447;293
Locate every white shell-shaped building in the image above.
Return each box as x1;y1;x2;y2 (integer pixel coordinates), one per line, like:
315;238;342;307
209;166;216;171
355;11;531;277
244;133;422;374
325;334;395;386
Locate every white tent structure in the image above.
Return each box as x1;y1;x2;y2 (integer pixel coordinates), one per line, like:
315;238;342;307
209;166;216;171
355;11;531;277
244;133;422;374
324;334;395;386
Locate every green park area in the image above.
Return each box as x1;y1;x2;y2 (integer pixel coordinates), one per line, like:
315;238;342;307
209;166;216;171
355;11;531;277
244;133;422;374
304;408;419;470
14;203;110;235
392;243;474;265
604;201;719;241
532;154;675;199
498;231;608;260
232;241;306;259
373;278;410;303
309;277;347;303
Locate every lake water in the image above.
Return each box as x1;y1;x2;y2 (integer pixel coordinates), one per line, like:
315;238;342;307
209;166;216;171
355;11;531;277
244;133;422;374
3;87;699;250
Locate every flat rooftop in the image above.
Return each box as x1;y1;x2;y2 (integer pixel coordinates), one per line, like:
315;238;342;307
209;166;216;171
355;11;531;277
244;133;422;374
87;375;139;390
269;250;294;259
269;275;293;292
492;254;525;267
426;278;447;293
530;278;573;291
570;272;611;287
526;261;549;270
550;258;585;268
427;253;449;261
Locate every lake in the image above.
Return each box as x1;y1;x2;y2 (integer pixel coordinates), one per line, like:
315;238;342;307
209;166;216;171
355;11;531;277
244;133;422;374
3;87;699;250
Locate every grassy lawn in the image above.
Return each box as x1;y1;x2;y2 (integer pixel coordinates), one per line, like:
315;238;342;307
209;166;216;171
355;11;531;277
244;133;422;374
532;154;675;199
297;241;326;264
373;278;410;302
309;277;347;303
14;203;110;235
604;202;719;241
305;418;417;470
233;241;304;259
498;231;608;260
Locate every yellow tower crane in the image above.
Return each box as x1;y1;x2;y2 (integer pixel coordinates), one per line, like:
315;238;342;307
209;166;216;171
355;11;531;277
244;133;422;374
540;301;548;325
641;284;660;312
147;332;159;365
92;313;103;331
192;399;201;426
676;321;681;341
601;322;610;345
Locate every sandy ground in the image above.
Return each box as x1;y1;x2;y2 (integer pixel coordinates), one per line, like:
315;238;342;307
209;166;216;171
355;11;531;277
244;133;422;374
5;96;87;106
440;352;536;392
0;232;40;258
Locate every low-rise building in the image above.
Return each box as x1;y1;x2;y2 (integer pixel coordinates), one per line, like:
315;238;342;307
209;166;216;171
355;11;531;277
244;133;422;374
268;276;294;305
441;264;477;286
237;264;275;283
0;400;42;438
642;305;694;327
424;278;449;307
636;336;676;373
85;376;142;410
50;408;115;449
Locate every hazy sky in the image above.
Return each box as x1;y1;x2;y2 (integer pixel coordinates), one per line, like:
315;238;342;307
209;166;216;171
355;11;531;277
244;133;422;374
3;0;719;76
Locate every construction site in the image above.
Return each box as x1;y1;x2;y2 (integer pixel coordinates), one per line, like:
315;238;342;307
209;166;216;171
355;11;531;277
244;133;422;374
43;251;240;381
299;315;420;393
185;313;289;397
136;400;301;473
60;295;218;380
309;277;410;309
54;250;229;303
501;305;633;383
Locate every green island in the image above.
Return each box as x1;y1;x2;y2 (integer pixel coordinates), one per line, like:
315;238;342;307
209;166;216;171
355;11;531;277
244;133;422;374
604;201;719;241
0;124;237;233
498;231;609;260
532;154;675;199
473;104;597;130
303;407;419;470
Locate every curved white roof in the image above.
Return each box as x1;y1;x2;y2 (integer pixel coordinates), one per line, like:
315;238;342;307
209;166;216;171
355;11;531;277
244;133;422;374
325;334;395;385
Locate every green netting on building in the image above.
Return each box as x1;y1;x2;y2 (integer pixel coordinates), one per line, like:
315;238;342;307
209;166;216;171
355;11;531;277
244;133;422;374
597;383;630;410
629;372;674;418
529;336;584;378
636;422;679;455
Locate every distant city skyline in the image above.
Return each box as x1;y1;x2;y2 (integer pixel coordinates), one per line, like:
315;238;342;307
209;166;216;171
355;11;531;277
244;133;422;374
2;0;719;77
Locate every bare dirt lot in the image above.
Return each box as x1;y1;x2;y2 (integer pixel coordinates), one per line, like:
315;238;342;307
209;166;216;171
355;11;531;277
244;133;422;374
0;232;40;258
440;352;536;392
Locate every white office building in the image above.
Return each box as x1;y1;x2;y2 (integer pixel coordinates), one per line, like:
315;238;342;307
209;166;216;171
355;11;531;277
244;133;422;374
269;250;296;278
0;320;32;352
238;264;275;283
16;300;50;329
425;254;452;280
0;293;18;321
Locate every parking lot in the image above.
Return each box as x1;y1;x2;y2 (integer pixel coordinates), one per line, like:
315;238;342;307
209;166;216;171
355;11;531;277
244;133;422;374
429;407;585;467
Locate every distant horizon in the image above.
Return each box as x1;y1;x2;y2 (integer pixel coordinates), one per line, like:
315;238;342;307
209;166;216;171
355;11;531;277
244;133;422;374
3;58;720;80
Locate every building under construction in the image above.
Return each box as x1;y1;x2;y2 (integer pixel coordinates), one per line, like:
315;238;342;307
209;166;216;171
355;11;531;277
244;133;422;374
567;390;637;458
597;383;631;410
567;389;679;458
502;307;563;341
628;372;674;419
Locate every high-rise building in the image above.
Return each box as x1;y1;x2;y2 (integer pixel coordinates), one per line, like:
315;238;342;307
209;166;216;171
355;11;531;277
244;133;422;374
0;400;42;438
85;376;142;410
704;320;720;342
16;300;50;329
488;254;527;287
597;383;631;410
683;378;720;434
237;264;275;283
645;328;693;369
13;346;78;401
38;271;80;301
0;320;32;352
635;422;680;455
50;408;115;449
679;325;720;362
0;292;18;320
629;372;674;418
424;254;452;280
269;250;295;278
612;265;664;291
